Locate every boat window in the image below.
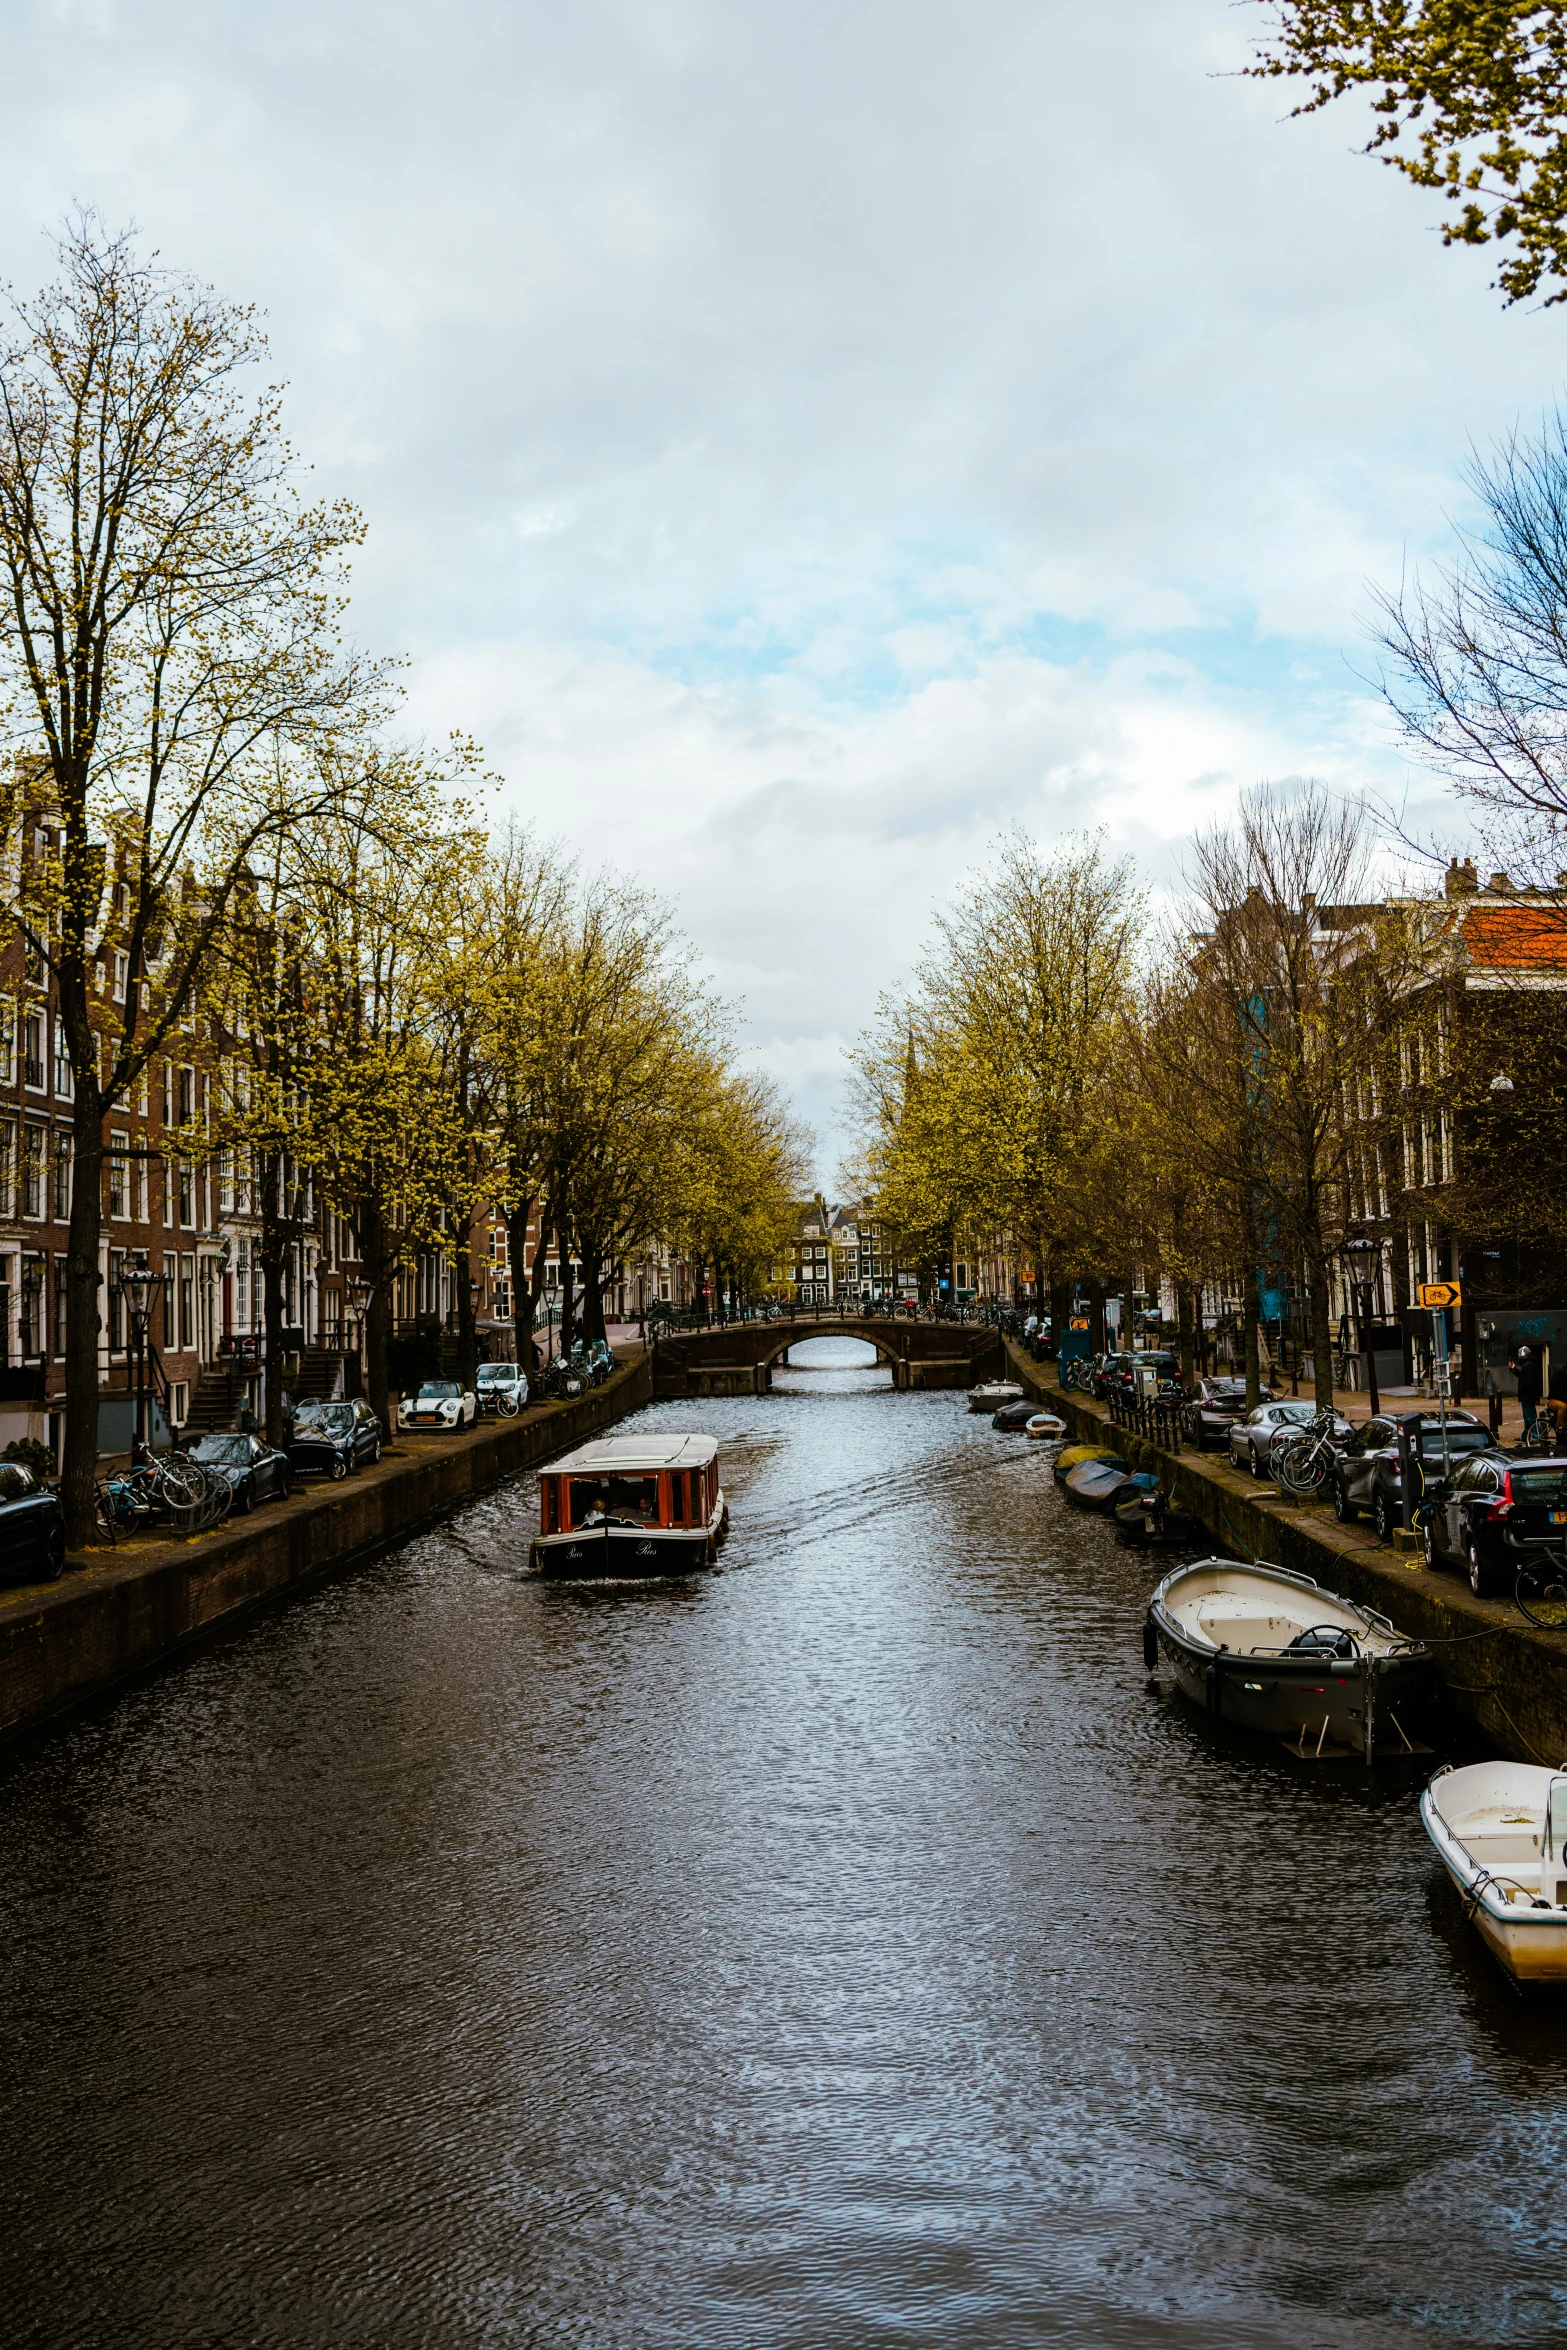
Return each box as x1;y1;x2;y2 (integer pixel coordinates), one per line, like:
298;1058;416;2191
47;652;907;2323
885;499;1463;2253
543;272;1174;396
569;1475;660;1527
668;1473;686;1523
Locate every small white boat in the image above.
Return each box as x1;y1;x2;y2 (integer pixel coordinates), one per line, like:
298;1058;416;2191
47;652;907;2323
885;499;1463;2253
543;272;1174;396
1025;1411;1066;1440
1422;1762;1567;1984
1145;1558;1432;1757
968;1381;1024;1414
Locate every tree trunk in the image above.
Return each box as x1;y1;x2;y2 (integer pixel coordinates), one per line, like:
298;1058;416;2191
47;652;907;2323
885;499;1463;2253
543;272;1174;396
455;1210;477;1391
1311;1256;1335;1412
1085;1277;1105;1355
62;1082;106;1546
507;1196;537;1370
1193;1284;1206;1377
260;1154;289;1448
560;1245;576;1356
355;1196;394;1435
1177;1281;1196;1391
579;1242;606;1342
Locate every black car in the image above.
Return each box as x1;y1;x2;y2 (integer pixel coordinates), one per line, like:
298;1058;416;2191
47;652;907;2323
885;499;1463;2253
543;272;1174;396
1098;1350;1182;1403
188;1430;292;1513
1422;1451;1567;1596
1179;1375;1274;1451
1331;1410;1493;1542
0;1459;65;1584
289;1398;383;1480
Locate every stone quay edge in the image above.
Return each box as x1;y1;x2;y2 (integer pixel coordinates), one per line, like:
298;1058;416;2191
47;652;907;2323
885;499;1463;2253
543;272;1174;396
0;1348;654;1747
1007;1340;1567;1769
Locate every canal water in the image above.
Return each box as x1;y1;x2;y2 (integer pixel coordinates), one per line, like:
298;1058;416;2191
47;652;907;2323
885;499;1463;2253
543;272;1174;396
4;1337;1567;2348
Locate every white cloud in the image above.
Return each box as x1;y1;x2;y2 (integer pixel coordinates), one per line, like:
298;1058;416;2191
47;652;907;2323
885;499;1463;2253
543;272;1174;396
0;0;1556;1179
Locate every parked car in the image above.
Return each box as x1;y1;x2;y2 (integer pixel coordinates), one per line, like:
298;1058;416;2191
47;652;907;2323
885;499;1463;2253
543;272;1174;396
1099;1349;1183;1402
1422;1450;1567;1596
290;1397;383;1480
1227;1398;1329;1476
1331;1410;1493;1541
187;1429;292;1514
0;1458;65;1583
1180;1375;1274;1450
399;1380;478;1432
476;1362;529;1416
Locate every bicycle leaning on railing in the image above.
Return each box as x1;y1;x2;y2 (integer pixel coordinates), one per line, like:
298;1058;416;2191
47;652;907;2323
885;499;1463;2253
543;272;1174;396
1268;1408;1343;1500
94;1448;234;1544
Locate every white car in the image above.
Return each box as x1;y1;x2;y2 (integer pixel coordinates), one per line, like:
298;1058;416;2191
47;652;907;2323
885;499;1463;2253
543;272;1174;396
476;1361;529;1416
399;1379;478;1432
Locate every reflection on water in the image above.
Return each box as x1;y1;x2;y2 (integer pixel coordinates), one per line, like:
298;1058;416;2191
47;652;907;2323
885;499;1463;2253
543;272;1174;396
3;1349;1567;2347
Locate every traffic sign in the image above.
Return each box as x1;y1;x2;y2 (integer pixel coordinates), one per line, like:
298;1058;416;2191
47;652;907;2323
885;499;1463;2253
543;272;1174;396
1070;1316;1090;1330
1418;1281;1462;1309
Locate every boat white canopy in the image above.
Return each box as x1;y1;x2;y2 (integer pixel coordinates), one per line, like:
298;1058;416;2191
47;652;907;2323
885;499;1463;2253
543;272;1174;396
546;1434;719;1476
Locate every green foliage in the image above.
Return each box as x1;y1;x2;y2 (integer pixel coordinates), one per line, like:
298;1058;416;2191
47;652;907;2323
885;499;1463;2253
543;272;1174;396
4;1438;55;1482
1250;1;1567;305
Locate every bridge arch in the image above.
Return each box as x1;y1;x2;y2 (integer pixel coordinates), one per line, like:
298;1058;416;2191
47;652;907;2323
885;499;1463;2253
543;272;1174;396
649;1312;1004;1399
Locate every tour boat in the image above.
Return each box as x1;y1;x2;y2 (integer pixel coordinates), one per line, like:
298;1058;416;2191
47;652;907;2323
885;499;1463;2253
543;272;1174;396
1144;1558;1432;1758
531;1434;728;1578
968;1381;1024;1413
1422;1763;1567;1984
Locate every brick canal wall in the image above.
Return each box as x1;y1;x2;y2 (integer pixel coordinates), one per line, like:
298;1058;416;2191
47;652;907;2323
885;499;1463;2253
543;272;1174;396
0;1347;654;1747
1006;1341;1567;1767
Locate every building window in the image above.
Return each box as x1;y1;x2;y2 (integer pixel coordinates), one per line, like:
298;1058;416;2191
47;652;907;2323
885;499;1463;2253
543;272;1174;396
53;1133;71;1221
53;1020;71;1099
108;1132;128;1219
0;1118;14;1219
107;1248;126;1353
23;1012;44;1090
21;1125;45;1218
112;951;128;1003
53;1259;67;1357
169;1380;188;1429
219;1148;233;1213
0;998;14;1086
179;1162;194;1228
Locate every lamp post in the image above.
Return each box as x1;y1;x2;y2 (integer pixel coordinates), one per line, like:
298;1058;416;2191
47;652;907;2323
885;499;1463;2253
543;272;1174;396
1345;1232;1381;1416
120;1251;159;1455
346;1275;375;1390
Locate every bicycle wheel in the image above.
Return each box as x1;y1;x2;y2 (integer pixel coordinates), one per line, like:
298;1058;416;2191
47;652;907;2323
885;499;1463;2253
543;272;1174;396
93;1485;119;1545
1277;1438;1329;1498
1516;1563;1567;1630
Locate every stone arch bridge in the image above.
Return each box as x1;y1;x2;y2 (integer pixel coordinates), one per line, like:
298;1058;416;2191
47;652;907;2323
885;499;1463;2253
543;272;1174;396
651;1313;1004;1398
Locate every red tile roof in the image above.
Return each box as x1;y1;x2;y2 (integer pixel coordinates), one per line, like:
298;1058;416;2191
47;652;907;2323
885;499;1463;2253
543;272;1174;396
1464;904;1567;969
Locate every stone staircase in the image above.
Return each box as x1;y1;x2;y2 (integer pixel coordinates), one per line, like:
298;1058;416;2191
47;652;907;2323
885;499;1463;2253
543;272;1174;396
187;1361;247;1433
294;1346;345;1405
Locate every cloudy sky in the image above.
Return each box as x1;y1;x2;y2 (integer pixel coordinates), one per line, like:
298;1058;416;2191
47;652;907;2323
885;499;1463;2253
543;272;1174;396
3;0;1563;1177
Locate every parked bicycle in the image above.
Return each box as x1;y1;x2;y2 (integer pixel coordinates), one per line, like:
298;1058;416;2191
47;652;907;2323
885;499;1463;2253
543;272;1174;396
1270;1408;1346;1500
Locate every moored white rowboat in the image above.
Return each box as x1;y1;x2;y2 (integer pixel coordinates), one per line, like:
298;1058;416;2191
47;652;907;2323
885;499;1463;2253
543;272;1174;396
968;1381;1024;1413
1422;1762;1567;1984
1145;1558;1432;1758
1026;1412;1066;1440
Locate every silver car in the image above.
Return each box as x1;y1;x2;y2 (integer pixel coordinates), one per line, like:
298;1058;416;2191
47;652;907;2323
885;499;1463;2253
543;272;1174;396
1226;1398;1321;1477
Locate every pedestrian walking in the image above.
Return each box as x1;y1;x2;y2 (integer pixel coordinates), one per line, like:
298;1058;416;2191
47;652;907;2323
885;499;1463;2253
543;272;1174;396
1512;1342;1543;1428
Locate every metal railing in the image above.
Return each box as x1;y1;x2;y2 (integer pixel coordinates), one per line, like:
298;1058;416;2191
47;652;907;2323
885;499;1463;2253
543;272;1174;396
1107;1386;1184;1454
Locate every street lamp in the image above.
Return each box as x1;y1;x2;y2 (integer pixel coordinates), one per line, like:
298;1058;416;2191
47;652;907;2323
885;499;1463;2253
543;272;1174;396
1490;1071;1515;1094
1344;1232;1382;1416
120;1251;158;1454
